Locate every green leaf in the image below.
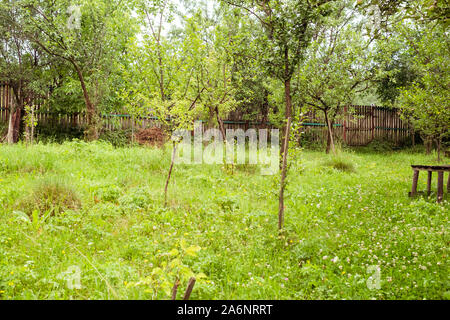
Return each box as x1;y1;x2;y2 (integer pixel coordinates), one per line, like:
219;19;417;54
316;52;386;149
184;245;201;257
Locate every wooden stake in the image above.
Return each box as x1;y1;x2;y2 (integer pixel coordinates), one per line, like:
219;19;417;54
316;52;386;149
183;277;196;300
171;278;180;300
164;141;177;207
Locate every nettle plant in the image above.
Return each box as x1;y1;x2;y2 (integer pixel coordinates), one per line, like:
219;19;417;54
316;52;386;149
127;239;206;299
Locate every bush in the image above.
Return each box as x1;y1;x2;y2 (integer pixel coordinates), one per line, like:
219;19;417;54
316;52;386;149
298;130;327;151
358;137;414;153
364;139;398;152
35;122;85;143
99;129;133;148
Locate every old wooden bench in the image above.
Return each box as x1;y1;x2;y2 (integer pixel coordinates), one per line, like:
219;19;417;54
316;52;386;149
409;165;450;203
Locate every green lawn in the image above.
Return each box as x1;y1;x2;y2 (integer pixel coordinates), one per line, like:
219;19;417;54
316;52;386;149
0;141;448;299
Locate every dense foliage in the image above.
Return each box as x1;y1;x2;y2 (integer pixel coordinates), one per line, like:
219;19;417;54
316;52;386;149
0;0;448;301
0;0;447;148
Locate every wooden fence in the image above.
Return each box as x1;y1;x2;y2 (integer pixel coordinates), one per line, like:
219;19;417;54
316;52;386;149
0;84;12;124
0;83;412;146
300;106;412;146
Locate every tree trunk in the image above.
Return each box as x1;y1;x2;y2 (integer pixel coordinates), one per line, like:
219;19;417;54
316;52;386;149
72;60;98;141
261;92;269;129
324;110;336;155
326;129;331;154
6;102;15;144
6;108;15;144
7;85;23;144
280;46;292;161
208;107;215;128
158;49;165;101
215;106;226;142
164;141;177;207
278;78;293;231
437;138;441;163
131;115;135;145
279;116;291;231
425;137;432;155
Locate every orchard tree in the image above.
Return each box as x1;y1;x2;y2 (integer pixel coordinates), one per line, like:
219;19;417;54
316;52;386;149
357;0;449;28
375;49;418;106
126;0;207;206
222;9;273;125
223;0;335;230
14;0;136;140
299;4;376;154
194;8;245;138
397;21;449;161
0;1;49;143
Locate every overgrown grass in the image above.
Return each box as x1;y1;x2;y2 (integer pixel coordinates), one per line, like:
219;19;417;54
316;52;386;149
322;155;356;173
0;141;448;300
16;176;81;216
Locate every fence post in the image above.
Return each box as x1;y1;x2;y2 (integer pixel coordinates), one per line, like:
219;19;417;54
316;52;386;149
343;106;347;144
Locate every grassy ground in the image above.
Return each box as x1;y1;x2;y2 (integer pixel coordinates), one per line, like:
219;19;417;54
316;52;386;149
0;141;448;300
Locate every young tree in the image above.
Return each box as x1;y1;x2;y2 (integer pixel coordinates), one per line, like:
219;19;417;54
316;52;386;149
223;0;335;230
126;0;207;206
298;5;376;154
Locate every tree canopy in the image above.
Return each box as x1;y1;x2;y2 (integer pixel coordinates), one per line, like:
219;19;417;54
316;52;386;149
0;0;447;156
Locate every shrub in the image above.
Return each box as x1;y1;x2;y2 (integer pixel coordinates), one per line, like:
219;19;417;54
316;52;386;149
359;138;412;153
298;130;326;150
99;129;133;148
35;122;85;143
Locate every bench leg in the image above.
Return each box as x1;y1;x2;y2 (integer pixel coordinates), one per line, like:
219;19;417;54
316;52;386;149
447;172;450;193
410;170;419;197
427;171;432;196
437;171;444;203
